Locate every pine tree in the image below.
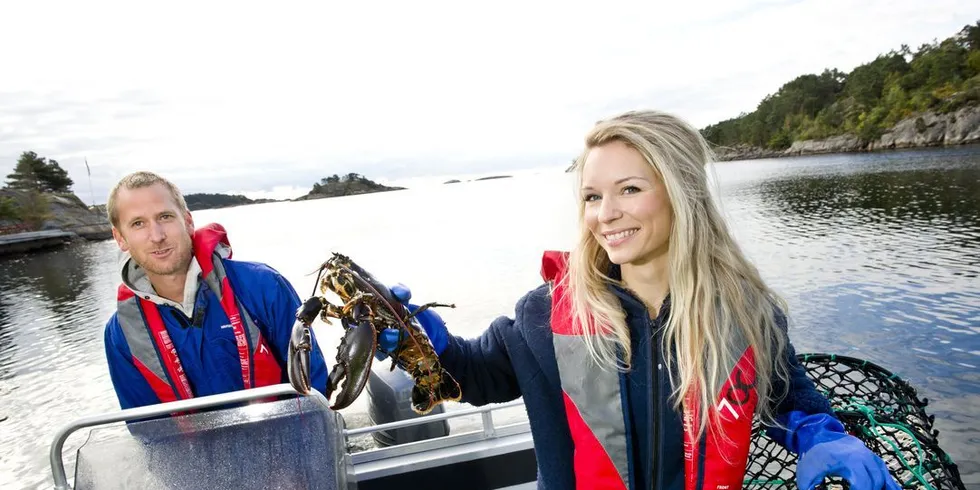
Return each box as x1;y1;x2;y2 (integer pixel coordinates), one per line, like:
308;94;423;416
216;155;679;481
5;151;45;190
37;159;74;193
0;196;19;220
4;151;74;193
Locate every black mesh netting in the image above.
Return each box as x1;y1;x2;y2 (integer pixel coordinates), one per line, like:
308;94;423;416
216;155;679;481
744;353;966;490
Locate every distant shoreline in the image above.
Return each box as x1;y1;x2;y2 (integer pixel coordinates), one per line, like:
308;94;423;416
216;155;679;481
713;140;980;163
185;173;405;210
712;105;980;162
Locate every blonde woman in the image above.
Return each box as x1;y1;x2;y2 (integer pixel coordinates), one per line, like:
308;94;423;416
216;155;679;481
376;110;899;490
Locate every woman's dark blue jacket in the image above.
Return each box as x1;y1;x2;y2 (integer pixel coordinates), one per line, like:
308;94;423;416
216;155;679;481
438;277;834;490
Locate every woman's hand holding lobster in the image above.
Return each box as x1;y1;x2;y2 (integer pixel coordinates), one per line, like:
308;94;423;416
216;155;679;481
374;283;450;359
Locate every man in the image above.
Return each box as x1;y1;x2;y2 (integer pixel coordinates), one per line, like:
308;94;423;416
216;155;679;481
103;171;329;410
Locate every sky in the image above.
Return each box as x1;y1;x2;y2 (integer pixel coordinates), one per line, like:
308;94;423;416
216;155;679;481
1;0;978;202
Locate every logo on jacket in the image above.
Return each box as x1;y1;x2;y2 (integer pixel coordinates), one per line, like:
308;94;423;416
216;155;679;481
717;369;757;419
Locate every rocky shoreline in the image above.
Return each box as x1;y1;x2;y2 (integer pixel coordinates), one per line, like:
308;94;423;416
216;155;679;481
712;105;980;161
0;189;112;242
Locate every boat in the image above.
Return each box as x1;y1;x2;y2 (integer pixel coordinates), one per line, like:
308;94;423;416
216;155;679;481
48;354;967;490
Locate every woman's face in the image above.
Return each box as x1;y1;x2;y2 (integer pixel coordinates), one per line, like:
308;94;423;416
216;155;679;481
581;140;673;267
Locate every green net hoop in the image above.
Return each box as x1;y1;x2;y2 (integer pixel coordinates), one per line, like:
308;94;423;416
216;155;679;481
744;353;966;490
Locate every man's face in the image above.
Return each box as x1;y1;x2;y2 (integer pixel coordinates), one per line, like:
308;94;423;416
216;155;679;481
111;183;195;278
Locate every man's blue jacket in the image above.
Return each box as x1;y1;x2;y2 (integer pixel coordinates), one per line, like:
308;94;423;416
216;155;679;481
104;249;329;410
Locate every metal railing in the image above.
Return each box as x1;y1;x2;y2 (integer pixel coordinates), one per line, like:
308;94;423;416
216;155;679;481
48;383;319;490
344;399;533;468
345;399;526;438
49;384;532;488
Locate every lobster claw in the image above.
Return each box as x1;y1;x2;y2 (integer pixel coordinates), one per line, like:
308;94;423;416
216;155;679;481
287;318;313;394
287;296;325;394
325;308;378;410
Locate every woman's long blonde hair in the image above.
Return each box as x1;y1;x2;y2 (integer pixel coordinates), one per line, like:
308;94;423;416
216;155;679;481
562;110;790;441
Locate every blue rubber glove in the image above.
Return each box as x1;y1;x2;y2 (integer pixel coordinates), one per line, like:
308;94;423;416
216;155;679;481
375;283;449;358
775;411;901;490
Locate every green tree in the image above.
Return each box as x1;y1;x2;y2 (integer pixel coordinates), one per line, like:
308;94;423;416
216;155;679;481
0;196;19;220
961;21;980;51
4;151;74;193
966;51;980;77
5;151;45;190
38;159;74;193
845;53;909;108
19;190;51;230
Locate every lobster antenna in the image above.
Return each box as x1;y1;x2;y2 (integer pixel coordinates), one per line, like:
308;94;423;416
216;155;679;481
310;262;327;297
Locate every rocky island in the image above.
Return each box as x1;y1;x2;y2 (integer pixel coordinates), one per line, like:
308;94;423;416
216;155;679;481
1;151;112;252
294;173;405;201
180;173;404;210
0;188;111;241
184;193;278;211
442;175;512;184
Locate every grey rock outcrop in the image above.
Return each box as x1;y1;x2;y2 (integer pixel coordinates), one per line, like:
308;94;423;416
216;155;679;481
713;104;980;161
784;134;865;156
711;144;784;161
0;189;112;240
871;105;980;150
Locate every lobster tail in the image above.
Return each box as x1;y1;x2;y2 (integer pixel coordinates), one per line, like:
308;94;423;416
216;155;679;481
411;369;462;415
438;369;462;400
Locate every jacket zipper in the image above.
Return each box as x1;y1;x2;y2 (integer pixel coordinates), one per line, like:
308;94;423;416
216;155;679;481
649;315;661;490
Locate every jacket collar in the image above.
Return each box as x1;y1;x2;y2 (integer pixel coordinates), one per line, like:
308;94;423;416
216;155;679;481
605;262;672;324
119;252;202;317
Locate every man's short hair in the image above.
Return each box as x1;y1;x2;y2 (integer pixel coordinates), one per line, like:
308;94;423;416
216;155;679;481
106;171;189;228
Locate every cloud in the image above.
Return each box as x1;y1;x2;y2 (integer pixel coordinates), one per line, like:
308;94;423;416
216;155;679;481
1;0;977;203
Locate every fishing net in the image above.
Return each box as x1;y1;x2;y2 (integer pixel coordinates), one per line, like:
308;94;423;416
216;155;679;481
744;353;966;490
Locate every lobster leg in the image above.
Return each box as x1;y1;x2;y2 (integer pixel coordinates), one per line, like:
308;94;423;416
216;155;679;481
340;291;375;316
320;302;346;325
389;302;457;364
404;301;456;322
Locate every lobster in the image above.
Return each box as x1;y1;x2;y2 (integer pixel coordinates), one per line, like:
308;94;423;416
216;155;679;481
287;252;462;415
